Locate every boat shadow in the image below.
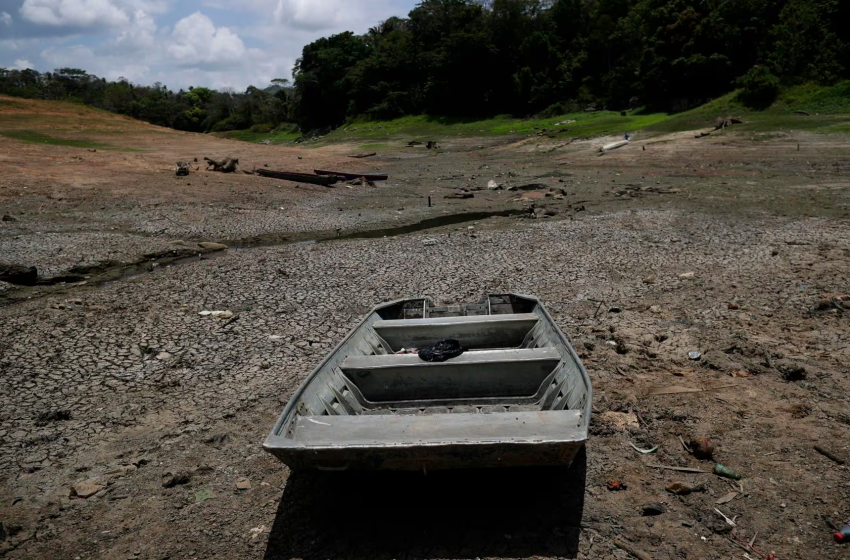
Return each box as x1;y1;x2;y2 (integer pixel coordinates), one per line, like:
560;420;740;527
263;448;587;560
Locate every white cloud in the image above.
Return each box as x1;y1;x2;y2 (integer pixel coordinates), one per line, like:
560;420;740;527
168;12;246;68
1;11;12;26
113;9;157;50
12;59;35;69
20;0;130;27
274;0;343;31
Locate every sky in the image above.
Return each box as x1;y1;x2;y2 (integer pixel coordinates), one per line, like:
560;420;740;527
0;0;419;91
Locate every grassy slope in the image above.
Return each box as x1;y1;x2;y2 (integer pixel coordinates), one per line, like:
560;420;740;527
305;81;850;146
0;95;158;151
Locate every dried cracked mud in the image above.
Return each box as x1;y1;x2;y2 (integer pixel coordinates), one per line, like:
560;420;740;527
2;101;850;560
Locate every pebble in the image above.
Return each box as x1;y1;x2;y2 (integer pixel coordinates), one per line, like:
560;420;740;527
235;478;252;490
70;480;104;499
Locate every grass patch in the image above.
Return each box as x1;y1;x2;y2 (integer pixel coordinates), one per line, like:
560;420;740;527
0;130;122;150
214;128;301;144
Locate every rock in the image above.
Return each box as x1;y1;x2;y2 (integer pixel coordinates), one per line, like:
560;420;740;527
642;503;667;516
509;183;548;191
156;352;173;360
649;305;662;314
2;213;17;222
777;360;806;381
597;411;639;431
161;471;191;488
679;272;695;279
198;242;228;251
235;478;252;490
687;351;702;361
105;465;137;477
702;350;743;373
70;480;104;499
727;302;740;310
689;437;715;460
204;433;229;446
642;277;656;284
422;238;439;246
0;263;38;286
666;482;695;495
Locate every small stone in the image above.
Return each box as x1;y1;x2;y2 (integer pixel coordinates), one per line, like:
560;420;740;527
70;479;104;499
642;277;656;284
2;213;17;222
235;478;252;491
649;305;662;314
642;503;667;516
161;471;191;488
156;352;173;360
727;302;739;310
666;482;694;495
198;242;228;251
679;272;695;279
688;351;702;361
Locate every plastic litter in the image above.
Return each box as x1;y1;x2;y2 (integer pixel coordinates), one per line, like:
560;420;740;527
835;524;850;543
418;339;464;363
713;463;742;480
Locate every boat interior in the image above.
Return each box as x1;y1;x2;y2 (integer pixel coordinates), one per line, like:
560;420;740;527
280;295;590;448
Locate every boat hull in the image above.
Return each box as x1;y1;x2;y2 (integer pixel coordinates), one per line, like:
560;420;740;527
264;440;586;471
263;294;592;471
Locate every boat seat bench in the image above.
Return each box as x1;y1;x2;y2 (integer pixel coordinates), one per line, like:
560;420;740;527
373;313;539;350
340;348;560;401
291;409;584;446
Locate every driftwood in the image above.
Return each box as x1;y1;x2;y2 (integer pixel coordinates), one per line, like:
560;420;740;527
204;157;239;173
714;117;744;131
614;539;653;560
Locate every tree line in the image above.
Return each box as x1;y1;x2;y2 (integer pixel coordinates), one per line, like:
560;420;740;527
1;0;847;135
0;67;295;133
293;0;849;129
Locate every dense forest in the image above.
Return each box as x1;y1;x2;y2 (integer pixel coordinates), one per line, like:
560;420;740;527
1;0;848;134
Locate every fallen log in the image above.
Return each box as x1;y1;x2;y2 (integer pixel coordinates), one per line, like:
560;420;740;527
255;169;338;186
348;152;377;159
600;140;629;153
204;157;239;173
314;169;388;181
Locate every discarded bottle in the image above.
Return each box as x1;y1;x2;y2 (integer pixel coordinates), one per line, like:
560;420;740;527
835;525;850;543
713;463;741;480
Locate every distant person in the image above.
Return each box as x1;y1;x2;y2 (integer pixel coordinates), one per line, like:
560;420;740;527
625;133;630;141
